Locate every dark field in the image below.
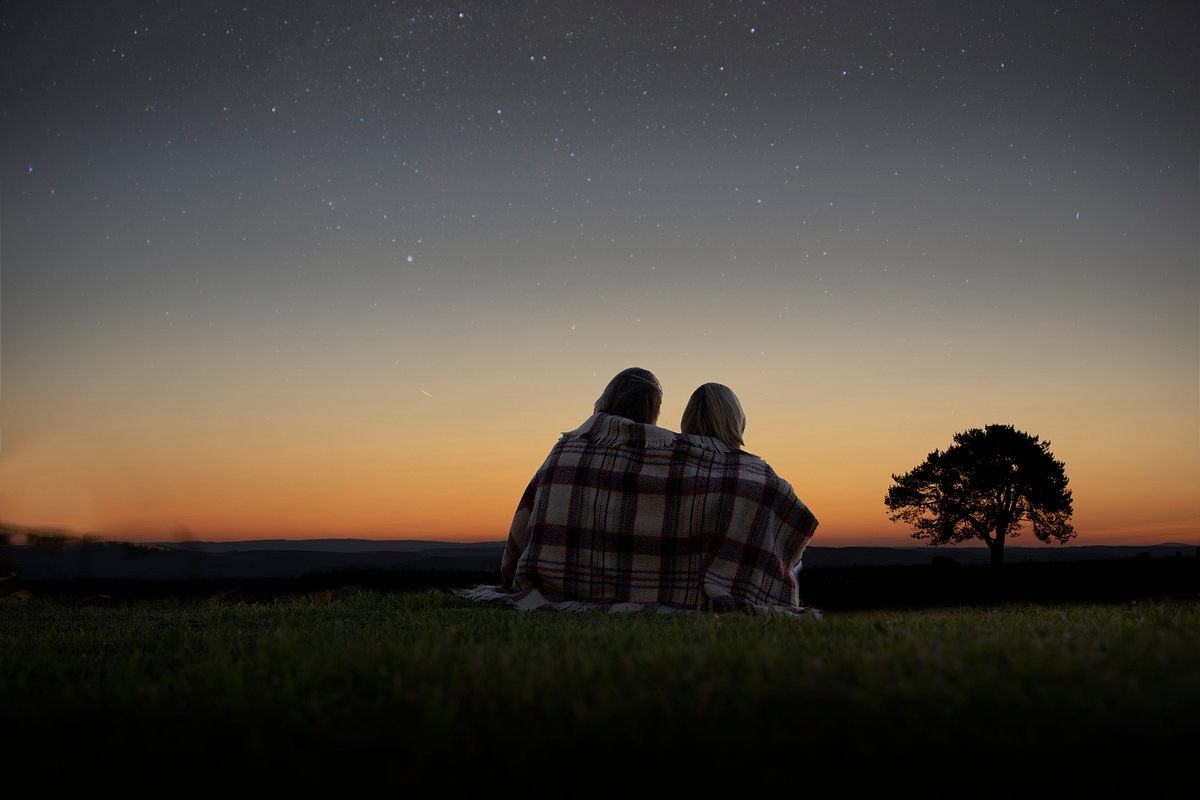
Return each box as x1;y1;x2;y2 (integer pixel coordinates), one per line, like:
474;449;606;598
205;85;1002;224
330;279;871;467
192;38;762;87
2;589;1197;789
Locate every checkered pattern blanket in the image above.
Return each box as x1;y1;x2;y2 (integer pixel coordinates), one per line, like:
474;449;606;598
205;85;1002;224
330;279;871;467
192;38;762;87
454;412;820;618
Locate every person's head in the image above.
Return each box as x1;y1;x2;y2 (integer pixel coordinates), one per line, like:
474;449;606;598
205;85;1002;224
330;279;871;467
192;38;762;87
681;383;746;448
594;367;663;425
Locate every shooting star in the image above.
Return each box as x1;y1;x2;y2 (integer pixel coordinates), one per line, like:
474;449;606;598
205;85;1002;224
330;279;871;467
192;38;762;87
420;389;434;398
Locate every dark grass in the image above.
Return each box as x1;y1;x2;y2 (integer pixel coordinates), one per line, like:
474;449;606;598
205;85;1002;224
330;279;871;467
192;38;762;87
2;590;1197;787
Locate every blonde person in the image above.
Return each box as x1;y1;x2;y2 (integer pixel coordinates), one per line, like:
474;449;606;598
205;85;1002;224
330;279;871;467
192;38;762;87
680;382;749;452
681;382;807;585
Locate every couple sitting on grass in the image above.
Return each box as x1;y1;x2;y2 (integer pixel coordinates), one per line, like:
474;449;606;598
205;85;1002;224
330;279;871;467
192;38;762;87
456;367;820;617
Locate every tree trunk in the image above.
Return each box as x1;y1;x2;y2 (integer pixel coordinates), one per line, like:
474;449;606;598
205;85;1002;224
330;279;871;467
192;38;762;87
989;527;1006;571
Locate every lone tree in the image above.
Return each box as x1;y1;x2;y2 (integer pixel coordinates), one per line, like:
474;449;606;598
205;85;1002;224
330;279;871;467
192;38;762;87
884;424;1075;569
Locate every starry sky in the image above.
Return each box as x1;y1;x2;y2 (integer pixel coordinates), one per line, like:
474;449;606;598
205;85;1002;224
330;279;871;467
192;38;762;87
2;1;1197;545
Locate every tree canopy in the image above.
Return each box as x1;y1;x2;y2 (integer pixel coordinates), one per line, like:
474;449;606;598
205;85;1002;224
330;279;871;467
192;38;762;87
884;424;1075;567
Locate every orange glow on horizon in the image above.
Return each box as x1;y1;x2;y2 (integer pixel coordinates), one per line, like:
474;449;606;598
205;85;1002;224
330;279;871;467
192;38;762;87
3;346;1197;547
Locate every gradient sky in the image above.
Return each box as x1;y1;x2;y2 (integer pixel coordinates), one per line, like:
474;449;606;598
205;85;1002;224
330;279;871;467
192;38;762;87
2;1;1197;545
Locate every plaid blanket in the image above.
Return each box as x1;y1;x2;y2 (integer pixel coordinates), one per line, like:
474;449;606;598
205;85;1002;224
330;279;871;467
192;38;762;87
455;412;820;618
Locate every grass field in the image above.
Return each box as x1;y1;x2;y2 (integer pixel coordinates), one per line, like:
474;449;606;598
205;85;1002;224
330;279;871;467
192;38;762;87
2;589;1197;786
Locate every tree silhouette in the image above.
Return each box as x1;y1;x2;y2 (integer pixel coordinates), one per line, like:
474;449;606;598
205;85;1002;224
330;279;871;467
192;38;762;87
884;424;1075;569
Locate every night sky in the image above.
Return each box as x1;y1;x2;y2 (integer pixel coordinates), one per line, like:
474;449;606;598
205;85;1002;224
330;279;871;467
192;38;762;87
2;1;1197;544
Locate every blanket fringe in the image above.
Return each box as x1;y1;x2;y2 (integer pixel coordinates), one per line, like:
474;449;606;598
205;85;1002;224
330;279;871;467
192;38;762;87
451;585;822;620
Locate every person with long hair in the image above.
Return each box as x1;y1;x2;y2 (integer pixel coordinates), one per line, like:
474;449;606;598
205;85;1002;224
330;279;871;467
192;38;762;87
680;382;748;452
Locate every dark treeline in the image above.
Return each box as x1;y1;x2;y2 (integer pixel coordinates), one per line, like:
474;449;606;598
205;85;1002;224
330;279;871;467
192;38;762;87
10;557;1199;611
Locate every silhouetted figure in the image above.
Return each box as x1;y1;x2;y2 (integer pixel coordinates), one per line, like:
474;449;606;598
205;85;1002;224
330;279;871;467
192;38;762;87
592;366;663;425
680;382;748;449
679;381;810;585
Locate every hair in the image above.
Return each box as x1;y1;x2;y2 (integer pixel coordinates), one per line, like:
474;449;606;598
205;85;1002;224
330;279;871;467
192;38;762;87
594;367;663;425
680;383;746;448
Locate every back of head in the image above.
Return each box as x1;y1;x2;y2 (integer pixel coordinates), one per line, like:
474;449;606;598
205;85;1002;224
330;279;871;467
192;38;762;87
680;382;746;448
594;367;663;425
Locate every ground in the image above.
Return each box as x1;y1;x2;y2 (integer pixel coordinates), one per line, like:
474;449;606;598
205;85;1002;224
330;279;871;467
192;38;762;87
2;590;1196;788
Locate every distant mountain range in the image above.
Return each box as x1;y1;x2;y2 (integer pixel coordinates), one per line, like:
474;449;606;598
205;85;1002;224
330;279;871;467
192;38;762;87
6;538;1198;582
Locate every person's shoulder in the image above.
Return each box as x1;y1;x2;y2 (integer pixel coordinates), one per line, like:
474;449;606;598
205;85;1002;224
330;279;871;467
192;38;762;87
561;412;604;438
570;412;680;449
679;432;739;455
728;448;771;473
734;453;795;490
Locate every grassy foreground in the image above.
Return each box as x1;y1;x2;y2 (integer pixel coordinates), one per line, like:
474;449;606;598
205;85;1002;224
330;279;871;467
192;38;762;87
2;590;1197;783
